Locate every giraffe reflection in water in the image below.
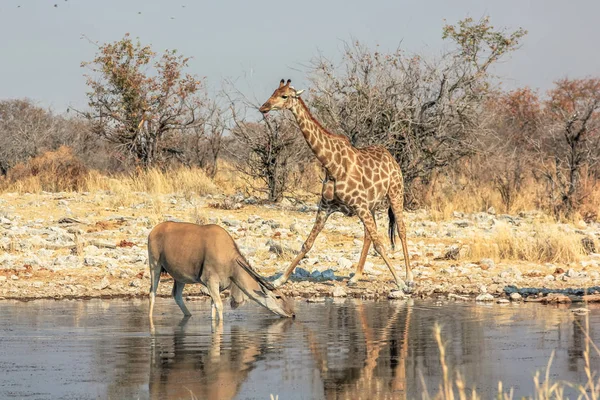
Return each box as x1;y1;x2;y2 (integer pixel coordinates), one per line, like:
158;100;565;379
304;300;412;400
147;300;412;400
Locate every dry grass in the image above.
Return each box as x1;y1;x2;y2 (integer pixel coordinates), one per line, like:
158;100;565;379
465;221;588;264
3;149;600;228
2;146;88;192
212;159;322;201
425;315;600;400
425;170;600;225
425;173;540;221
84;167;219;197
1;155;220;200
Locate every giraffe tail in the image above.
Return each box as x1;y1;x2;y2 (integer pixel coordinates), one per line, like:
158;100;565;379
388;206;396;251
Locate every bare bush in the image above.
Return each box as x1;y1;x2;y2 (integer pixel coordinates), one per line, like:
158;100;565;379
0;99;61;175
307;17;526;206
229;113;310;202
535;78;600;218
482;88;542;212
177;102;226;178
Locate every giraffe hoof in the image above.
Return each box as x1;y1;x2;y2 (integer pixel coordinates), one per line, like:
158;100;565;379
347;275;365;286
402;281;415;294
393;279;413;294
272;276;287;288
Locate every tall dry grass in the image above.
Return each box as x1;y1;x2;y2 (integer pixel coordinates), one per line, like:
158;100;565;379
84;167;218;197
424;170;600;225
1;163;219;199
424;172;541;221
465;221;588;264
3;148;600;227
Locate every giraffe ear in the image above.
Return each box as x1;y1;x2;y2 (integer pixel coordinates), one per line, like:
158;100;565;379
295;89;305;97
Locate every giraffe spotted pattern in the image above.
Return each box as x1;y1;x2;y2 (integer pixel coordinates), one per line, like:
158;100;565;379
259;79;413;291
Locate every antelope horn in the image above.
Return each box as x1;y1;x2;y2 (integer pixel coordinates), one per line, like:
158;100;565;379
236;258;276;291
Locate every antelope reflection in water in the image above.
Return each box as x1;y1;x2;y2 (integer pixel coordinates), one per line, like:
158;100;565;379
149;316;293;400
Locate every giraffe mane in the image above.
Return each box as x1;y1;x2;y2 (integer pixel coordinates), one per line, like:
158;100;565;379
297;98;350;143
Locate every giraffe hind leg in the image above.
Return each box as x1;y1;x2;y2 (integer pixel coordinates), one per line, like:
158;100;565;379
388;188;413;288
356;207;406;290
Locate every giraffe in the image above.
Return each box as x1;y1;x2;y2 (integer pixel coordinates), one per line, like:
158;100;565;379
259;79;413;291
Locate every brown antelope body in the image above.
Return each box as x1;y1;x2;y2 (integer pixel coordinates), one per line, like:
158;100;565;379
148;222;294;322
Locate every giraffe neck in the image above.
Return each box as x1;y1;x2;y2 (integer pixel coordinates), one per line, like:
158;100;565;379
290;98;351;177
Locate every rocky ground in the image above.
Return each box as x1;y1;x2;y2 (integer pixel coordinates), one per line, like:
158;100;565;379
1;191;600;306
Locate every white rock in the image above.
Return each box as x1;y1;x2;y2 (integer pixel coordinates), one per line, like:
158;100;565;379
509;293;522;301
332;286;347;297
479;285;487;294
388;290;407;300
337;257;353;270
301;257;320;266
544;275;555;281
95;277;110;290
475;293;494;302
364;262;382;276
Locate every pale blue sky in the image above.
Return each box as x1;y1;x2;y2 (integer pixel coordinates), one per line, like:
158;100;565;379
1;0;599;113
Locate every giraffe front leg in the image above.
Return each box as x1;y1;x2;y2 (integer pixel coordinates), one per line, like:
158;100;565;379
356;208;407;292
273;207;332;288
348;226;372;286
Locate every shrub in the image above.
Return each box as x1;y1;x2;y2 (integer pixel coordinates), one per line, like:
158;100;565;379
6;146;87;192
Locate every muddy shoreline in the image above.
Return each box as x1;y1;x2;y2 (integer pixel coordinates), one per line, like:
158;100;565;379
2;275;600;306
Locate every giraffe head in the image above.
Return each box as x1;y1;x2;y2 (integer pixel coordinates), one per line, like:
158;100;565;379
259;79;305;115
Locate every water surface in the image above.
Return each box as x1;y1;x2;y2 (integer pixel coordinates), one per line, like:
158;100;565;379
0;298;598;399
